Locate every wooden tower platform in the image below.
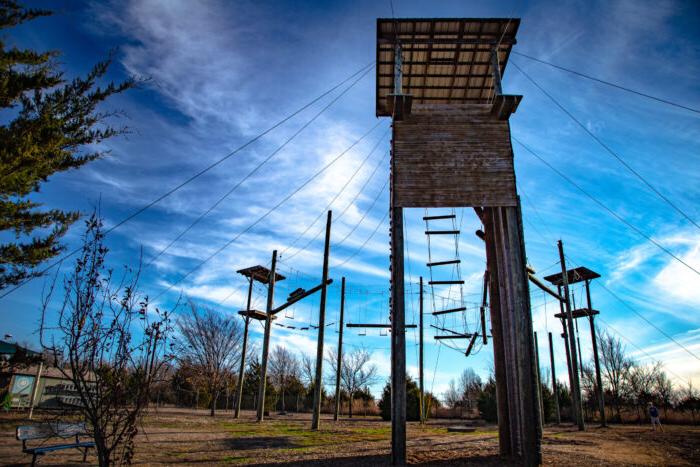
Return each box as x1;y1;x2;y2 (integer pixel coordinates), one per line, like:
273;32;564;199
377;17;541;466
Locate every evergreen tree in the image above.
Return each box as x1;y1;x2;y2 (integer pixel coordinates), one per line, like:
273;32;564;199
0;1;134;289
242;355;277;412
378;376;422;421
477;377;498;422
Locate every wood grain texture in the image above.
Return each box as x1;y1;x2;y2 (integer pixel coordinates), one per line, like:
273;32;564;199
393;104;517;207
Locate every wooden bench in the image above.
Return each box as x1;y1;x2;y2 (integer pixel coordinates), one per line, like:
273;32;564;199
16;422;94;466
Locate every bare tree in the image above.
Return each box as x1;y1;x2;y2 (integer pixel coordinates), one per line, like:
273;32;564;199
40;214;173;466
679;380;700;422
326;346;377;417
268;346;300;412
444;379;461;409
458;368;482;403
598;330;634;421
580;363;597;411
653;370;674;416
176;303;242;416
300;353;315;386
628;363;661;422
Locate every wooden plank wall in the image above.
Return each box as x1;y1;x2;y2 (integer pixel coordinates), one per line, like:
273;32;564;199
393;103;517;207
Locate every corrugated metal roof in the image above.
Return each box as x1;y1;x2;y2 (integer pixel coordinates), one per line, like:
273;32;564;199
376;18;520;116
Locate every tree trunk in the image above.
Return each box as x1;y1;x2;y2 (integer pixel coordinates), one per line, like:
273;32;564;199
281;389;286;412
210;392;218;417
349;393;354;418
94;433;110;467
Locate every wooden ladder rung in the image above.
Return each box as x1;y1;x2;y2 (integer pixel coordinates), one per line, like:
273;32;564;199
434;334;471;340
422;214;456;221
427;259;461;267
425;230;460;235
432;307;467;316
429;280;465;285
465;333;479;356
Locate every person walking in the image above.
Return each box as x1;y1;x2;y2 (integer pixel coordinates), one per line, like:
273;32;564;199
648;402;663;432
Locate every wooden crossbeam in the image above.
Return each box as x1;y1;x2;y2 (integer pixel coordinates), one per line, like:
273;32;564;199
271;279;333;315
422;214;456;221
379;73;494;79
425;230;460;235
434;334;472;340
429;280;465;285
427;259;461;267
528;274;565;303
465;333;479;356
377;38;516;46
347;323;417;329
432;306;467;316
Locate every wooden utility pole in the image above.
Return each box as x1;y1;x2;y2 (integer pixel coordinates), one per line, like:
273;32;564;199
311;211;332;430
480;270;488;344
586;280;606;427
257;250;278;422
389;39;407;465
557;295;575;403
419;276;425;424
334;276;346;422
390;203;406;464
235;275;254;418
534;332;545;428
557;240;584;430
548;332;561;424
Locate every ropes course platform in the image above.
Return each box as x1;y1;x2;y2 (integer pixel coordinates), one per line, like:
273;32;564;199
236;265;286;284
238;309;275;321
554;308;600;320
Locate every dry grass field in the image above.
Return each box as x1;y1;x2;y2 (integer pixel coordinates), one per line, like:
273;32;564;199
1;408;699;465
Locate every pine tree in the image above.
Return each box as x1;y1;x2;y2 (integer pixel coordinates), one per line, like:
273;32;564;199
0;1;134;289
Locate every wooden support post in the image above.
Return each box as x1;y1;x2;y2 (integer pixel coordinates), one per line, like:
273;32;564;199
557;241;584;430
586;280;606;427
534;331;545;428
481;270;488;344
389;107;406;464
558;292;576;400
235;276;254;419
257;250;278;422
573;312;585;388
311;211;332;430
27;361;43;419
419;276;425;424
334;276;346;422
548;331;561;424
577;334;584;386
390;206;406;465
483;207;511;457
483;205;541;465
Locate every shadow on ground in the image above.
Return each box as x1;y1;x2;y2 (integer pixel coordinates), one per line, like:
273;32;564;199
258;454;516;466
223;436;300;450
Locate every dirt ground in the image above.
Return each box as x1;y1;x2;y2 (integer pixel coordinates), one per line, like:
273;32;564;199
1;408;698;465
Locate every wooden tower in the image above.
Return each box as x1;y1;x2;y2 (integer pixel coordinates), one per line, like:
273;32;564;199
376;18;541;465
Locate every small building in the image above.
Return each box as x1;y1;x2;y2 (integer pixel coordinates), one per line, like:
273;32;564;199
1;341;85;409
2;365;84;409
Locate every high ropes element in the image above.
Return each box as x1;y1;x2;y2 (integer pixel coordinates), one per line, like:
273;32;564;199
424;209;485;357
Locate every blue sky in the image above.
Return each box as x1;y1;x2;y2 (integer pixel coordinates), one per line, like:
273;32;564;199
3;0;700;399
